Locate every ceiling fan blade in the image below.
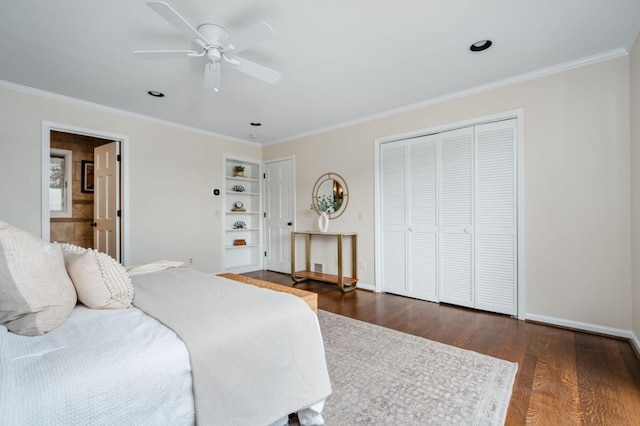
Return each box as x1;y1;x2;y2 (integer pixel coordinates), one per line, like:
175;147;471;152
204;62;221;92
225;21;275;54
147;1;207;43
227;56;281;84
134;49;198;59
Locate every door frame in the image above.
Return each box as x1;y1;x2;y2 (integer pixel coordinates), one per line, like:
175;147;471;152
374;109;525;319
262;156;296;271
41;121;130;265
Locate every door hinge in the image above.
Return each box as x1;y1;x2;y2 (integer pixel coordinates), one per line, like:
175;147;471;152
117;154;121;162
263;212;266;218
263;173;266;179
117;210;121;218
264;251;267;257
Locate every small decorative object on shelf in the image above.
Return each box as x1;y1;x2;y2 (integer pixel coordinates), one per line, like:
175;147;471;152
233;165;245;177
232;201;245;212
233;220;247;229
233;239;247;246
232;184;245;192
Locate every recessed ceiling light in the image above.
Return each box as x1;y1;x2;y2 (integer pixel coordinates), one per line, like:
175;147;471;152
147;90;165;97
250;122;262;127
469;40;493;52
249;134;260;140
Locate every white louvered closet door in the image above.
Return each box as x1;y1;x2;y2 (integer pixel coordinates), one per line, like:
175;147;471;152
438;127;475;308
379;119;518;315
380;141;407;294
474;120;517;315
407;136;438;301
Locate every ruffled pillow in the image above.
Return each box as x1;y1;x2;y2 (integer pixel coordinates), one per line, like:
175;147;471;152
0;221;77;335
59;243;133;309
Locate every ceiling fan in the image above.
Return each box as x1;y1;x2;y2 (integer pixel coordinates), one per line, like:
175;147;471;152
134;1;281;92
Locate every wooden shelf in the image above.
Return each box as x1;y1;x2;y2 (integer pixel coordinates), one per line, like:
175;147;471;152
293;270;358;286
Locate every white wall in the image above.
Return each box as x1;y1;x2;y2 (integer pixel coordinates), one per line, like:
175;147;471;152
264;56;633;330
630;35;640;341
0;84;260;272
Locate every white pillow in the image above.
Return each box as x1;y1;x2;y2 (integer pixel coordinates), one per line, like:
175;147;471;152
61;244;134;309
0;221;77;335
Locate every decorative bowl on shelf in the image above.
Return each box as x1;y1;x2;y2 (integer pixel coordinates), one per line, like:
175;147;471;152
232;185;245;192
233;239;247;246
232;220;247;229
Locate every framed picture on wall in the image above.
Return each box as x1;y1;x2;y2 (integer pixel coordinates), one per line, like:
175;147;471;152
81;160;94;193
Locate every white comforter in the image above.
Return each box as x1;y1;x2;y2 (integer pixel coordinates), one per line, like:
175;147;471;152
132;269;332;426
0;305;194;425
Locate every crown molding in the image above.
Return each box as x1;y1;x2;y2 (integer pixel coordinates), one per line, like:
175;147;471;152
267;48;628;146
0;80;258;146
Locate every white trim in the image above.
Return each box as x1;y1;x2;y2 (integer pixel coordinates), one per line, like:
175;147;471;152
373;134;382;293
41;121;131;265
631;332;640;356
356;282;375;292
516;114;526;320
1;80;256;146
525;312;636;341
268;48;627;146
624;5;640;52
374;110;525;317
49;148;73;218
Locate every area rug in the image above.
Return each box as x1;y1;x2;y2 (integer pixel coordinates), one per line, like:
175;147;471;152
316;310;517;425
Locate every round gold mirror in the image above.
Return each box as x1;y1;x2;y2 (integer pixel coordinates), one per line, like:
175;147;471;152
312;172;349;219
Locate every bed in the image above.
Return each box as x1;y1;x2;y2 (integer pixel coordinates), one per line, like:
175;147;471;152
0;221;332;425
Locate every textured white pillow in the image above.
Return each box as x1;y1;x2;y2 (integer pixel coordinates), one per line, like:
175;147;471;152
62;246;134;309
0;221;77;335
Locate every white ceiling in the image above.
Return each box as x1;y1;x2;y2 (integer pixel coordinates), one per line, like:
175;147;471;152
1;0;639;144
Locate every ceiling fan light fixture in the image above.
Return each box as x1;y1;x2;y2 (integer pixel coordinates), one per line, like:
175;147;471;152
136;2;281;92
469;39;492;52
147;90;165;97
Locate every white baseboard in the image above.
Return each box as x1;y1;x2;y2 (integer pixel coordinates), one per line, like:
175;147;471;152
525;312;635;340
631;331;640;355
356;282;375;291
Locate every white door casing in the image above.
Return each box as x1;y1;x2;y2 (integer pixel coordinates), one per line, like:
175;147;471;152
264;158;294;273
94;142;120;261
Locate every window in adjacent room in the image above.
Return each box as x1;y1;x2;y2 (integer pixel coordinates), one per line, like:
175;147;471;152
49;148;73;217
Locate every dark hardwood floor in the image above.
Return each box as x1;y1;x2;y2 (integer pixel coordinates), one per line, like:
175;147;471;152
242;270;640;425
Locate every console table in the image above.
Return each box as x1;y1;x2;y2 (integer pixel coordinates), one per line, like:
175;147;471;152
290;231;358;293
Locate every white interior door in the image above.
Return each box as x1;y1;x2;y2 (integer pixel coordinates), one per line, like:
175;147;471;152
94;142;120;261
264;158;294;273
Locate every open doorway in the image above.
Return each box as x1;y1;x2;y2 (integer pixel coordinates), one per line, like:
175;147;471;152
42;122;128;264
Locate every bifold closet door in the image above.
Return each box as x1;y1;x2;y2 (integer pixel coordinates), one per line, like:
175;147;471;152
407;137;438;301
379;119;517;315
438;127;474;308
474;120;517;315
380;137;438;301
380;141;407;295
